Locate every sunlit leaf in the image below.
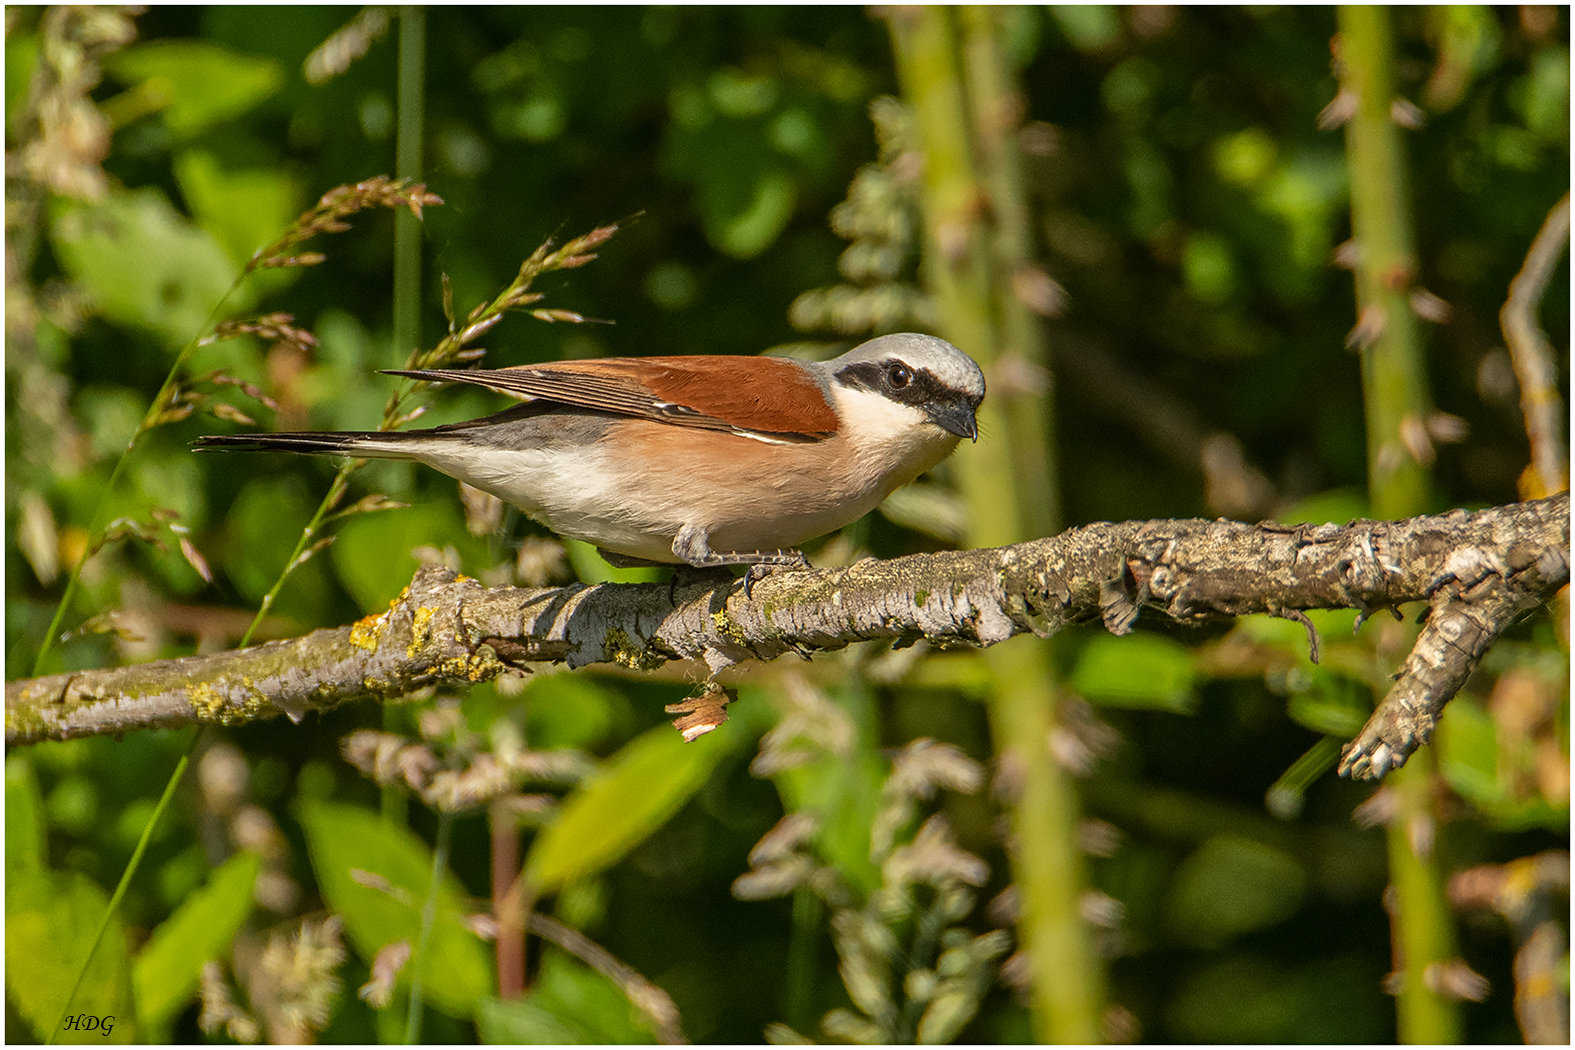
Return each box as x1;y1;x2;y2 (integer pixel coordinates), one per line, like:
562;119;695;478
49;188;243;347
106;41;282;136
1071;632;1196;712
524;723;728;895
297;799;492;1019
132;851;260;1034
6;869;136;1043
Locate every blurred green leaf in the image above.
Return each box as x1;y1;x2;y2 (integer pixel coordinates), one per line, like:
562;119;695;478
1284;671;1368;737
475;949;657;1044
1167;834;1306;948
1182;232;1235;304
49;188;244;346
6;869;137;1043
132;850;260;1035
331;501;489;612
1071;632;1196;712
1435;695;1499;805
1518;45;1570;139
221;475;335;617
297;799;492;1019
106;41;282;136
173;149;302;269
1049;5;1121;51
1272;488;1368;527
525;723;728;896
6;755;46;879
563;538;662;585
522;673;627;750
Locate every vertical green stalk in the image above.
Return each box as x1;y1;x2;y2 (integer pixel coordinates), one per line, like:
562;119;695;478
392;5;426;361
383;17;426;1037
1337;6;1459;1043
958;6;1058;539
1339;5;1431;521
888;8;1101;1041
405;809;453;1044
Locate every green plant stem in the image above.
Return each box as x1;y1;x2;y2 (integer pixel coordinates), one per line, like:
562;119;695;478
32;292;240;676
405;808;453;1044
1337;6;1458;1042
786;887;821;1033
887;8;1101;1041
958;5;1058;538
48;738;194;1044
392;5;426;361
237;468;352;649
1339;4;1431;521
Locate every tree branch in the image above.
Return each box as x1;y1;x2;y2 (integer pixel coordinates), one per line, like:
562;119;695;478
9;496;1567;778
1500;191;1570;500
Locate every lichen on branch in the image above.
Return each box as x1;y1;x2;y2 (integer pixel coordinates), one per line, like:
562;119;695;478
8;495;1567;780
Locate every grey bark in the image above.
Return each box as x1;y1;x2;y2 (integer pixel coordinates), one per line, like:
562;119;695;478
7;493;1567;779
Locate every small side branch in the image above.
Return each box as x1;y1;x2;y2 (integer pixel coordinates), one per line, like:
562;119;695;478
1501;192;1571;499
8;496;1567;780
1338;532;1572;779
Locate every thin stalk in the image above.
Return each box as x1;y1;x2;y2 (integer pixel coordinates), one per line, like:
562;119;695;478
405;808;453;1044
786;887;821;1033
48;739;193;1043
392;6;426;361
887;7;1101;1041
385;1;426;857
32;291;240;676
1337;6;1459;1042
492;800;525;998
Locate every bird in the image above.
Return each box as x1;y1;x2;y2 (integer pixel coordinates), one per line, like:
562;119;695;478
195;332;985;581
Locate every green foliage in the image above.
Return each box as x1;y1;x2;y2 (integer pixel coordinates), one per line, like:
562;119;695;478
1071;632;1197;712
297;799;493;1019
105;40;282;137
132;850;260;1035
4;6;1566;1045
6;869;136;1043
49;188;243;346
524;722;731;896
475;950;656;1044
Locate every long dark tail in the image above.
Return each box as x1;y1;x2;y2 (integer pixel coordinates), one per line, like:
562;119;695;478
192;430;429;460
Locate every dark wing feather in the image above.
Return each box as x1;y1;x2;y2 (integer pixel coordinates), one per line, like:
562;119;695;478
386;356;839;438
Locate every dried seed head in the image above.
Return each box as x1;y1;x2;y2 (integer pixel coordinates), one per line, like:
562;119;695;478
1317;89;1358;130
357;940;411;1008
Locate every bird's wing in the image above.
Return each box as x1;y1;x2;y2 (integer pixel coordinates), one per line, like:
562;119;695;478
386;356;840;439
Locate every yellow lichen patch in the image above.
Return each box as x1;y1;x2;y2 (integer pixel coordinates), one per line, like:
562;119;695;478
188;681;270;726
709;609;749;648
604;627;665;671
350;611;389;651
407;606;437;657
432;644;507;683
188;682;227;721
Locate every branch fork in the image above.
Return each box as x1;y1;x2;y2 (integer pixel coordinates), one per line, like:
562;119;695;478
8;496;1566;782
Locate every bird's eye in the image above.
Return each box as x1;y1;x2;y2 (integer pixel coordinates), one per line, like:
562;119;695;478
886;363;913;389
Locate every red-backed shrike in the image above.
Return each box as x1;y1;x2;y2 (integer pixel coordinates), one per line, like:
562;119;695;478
196;333;984;575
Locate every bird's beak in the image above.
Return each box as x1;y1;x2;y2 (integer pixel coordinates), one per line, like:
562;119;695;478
927;400;979;442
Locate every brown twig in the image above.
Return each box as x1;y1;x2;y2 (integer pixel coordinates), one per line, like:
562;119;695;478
1500;192;1570;500
526;913;688;1044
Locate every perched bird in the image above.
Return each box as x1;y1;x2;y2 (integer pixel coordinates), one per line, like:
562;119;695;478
195;333;984;576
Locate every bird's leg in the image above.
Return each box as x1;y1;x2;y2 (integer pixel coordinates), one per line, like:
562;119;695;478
672;525;811;599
